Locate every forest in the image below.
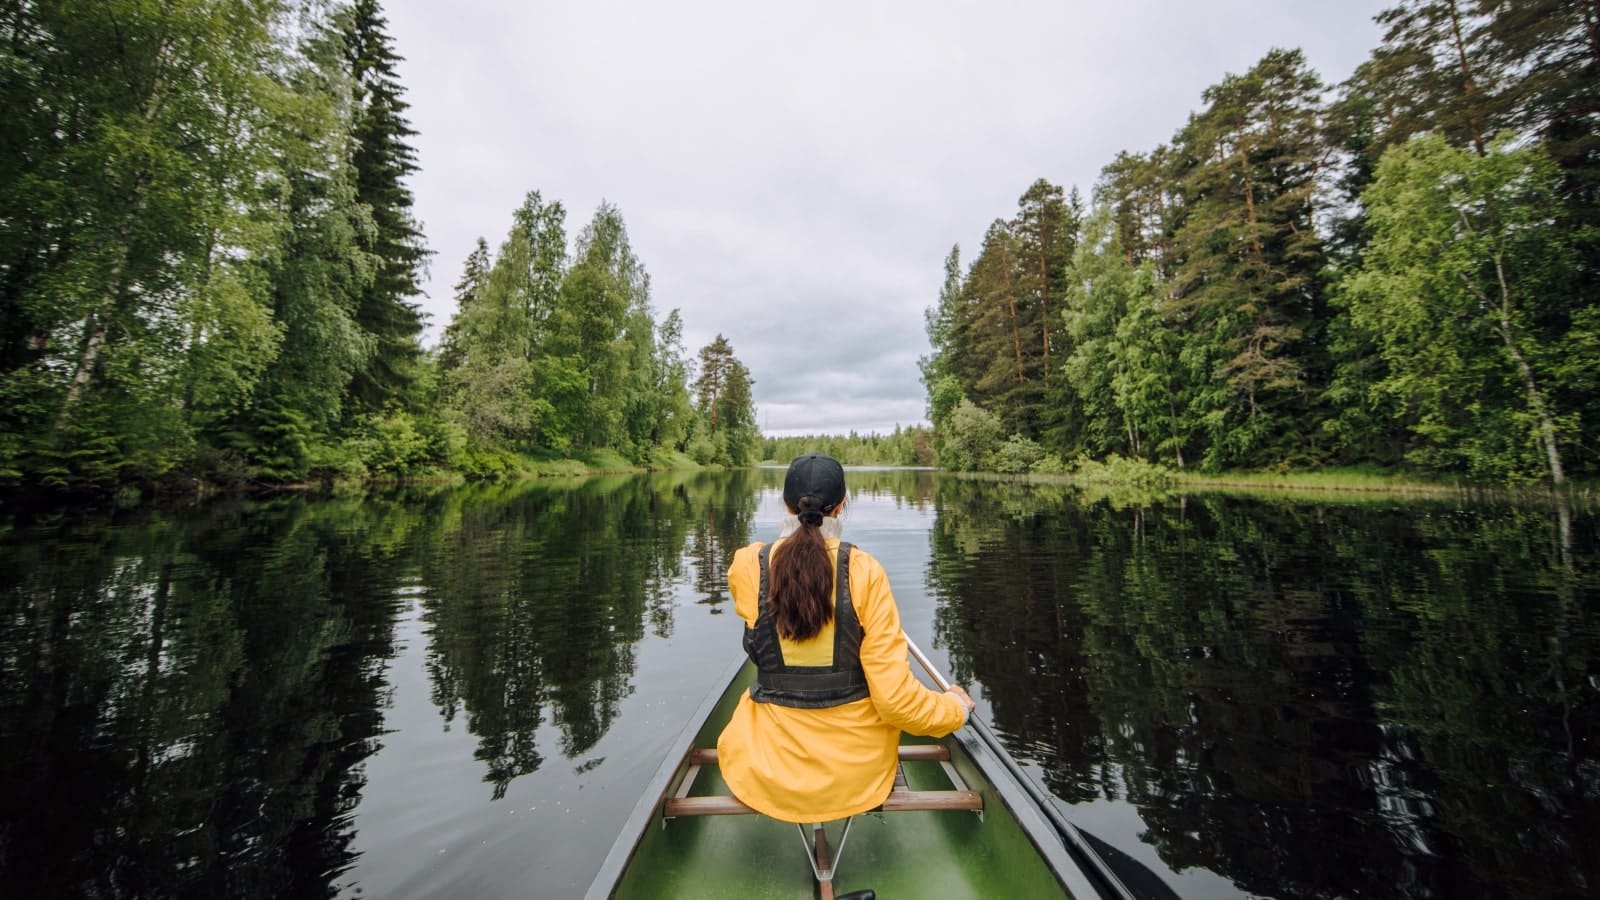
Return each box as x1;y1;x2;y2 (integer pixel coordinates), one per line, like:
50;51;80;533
0;0;758;495
923;0;1600;486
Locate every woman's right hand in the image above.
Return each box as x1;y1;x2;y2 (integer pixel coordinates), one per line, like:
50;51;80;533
945;684;975;712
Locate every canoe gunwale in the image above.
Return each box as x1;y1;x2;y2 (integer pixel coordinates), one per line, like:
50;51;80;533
583;655;748;900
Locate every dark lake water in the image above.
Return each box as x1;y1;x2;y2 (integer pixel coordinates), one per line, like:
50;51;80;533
2;470;1596;899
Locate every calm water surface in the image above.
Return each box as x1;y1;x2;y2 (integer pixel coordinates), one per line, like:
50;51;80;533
1;471;1596;899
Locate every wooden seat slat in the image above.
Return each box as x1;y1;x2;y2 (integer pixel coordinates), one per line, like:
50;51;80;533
664;795;757;817
880;789;983;812
663;786;982;819
687;745;948;766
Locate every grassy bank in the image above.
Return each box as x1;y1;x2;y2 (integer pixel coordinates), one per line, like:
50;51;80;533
943;457;1596;506
1174;466;1471;495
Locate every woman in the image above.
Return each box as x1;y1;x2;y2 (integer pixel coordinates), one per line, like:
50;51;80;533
716;452;976;823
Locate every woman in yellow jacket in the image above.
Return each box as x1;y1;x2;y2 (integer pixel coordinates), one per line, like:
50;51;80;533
716;453;975;823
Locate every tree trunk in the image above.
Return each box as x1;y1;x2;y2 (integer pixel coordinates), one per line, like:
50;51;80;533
1585;0;1600;63
58;250;128;427
1447;0;1487;155
1000;248;1026;383
1038;251;1051;362
1239;149;1264;259
1490;250;1565;485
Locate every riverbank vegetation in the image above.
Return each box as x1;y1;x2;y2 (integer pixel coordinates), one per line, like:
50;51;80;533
0;0;756;497
921;1;1600;490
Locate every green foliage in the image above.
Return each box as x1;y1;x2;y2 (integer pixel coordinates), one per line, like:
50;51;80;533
940;400;1003;472
348;410;454;477
1341;136;1592;484
246;407;317;480
1068;454;1176;488
991;433;1045;474
1031;453;1070;475
431;194;700;471
453;441;525;480
685;432;718;466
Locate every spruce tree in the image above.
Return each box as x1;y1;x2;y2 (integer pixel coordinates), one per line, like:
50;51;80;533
341;0;427;416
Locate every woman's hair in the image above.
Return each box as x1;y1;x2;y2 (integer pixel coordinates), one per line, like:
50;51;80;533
769;494;837;641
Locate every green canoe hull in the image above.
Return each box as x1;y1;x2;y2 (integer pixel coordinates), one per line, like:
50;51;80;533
587;659;1120;899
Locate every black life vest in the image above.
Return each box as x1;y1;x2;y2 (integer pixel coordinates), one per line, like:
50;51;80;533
743;540;870;708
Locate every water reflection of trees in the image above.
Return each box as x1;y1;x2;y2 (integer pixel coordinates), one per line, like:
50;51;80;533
0;472;759;895
928;480;1600;899
416;471;758;797
685;468;759;613
422;475;691;793
0;496;410;898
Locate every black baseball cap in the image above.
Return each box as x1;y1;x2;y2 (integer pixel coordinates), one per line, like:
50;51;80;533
783;452;846;511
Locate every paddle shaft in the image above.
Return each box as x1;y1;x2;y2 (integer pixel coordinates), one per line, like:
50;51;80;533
904;635;953;693
902;633;1139;900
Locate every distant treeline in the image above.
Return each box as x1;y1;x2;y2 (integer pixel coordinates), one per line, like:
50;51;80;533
923;1;1600;486
761;426;935;467
0;0;756;494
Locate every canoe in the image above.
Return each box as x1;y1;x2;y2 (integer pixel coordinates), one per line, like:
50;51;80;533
584;643;1140;900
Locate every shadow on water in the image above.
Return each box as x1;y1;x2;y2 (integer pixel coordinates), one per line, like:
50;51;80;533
926;476;1600;899
0;471;758;898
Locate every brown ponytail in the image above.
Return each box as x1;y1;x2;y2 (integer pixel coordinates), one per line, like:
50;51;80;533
769;496;835;641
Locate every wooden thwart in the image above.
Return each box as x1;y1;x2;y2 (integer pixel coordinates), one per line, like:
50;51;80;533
664;744;982;819
688;744;950;766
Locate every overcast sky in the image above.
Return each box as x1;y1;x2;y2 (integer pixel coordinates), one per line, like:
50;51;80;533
383;0;1391;437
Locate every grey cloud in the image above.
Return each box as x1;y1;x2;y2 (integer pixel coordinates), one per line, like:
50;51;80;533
388;0;1391;435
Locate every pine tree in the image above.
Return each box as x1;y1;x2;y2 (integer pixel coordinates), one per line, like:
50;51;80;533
716;356;759;466
691;334;758;464
1367;0;1501;153
233;5;377;477
1169;48;1332;467
1096;148;1182;276
693;335;736;434
958;219;1038;435
1014;181;1083;450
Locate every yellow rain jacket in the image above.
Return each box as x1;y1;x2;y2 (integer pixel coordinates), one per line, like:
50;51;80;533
715;534;968;823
